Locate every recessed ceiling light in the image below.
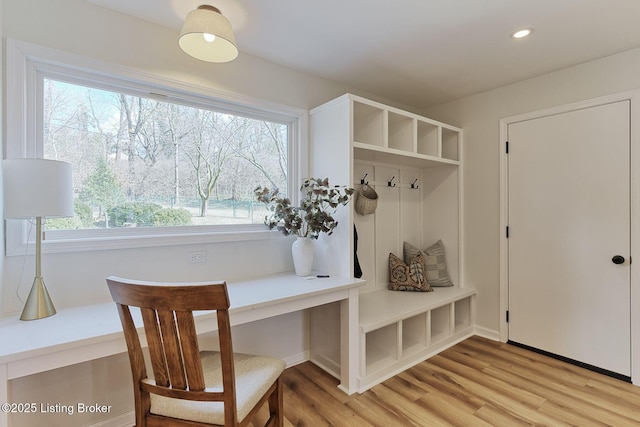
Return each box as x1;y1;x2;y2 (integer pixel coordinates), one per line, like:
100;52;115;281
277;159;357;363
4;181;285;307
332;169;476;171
512;28;533;39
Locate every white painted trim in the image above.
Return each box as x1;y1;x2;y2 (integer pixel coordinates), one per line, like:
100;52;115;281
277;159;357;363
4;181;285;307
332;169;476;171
499;118;509;343
629;91;640;385
6;39;306;123
9;227;284;256
4;39;308;254
473;326;500;341
499;90;640;383
458;127;465;289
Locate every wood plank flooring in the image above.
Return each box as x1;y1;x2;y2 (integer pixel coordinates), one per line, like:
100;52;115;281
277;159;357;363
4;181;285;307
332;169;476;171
250;336;640;426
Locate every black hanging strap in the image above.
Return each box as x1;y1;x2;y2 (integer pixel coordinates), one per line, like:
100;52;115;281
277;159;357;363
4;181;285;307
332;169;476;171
354;225;363;278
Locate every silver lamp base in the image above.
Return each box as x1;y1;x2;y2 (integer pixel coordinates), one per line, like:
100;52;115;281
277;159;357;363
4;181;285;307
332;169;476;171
20;276;56;321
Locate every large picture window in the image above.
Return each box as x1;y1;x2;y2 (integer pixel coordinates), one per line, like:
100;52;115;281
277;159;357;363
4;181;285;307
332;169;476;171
5;40;305;254
43;79;288;230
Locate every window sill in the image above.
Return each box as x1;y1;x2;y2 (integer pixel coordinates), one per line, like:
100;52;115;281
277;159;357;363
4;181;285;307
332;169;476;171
7;227;284;256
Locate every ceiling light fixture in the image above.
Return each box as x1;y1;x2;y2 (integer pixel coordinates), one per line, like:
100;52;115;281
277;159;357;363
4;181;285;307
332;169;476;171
512;28;533;39
179;5;238;63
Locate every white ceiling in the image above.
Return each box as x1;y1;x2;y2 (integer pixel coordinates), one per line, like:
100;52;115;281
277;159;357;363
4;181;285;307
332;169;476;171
89;0;640;109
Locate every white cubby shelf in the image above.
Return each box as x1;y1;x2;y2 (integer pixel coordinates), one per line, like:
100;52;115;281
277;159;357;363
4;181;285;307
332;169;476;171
358;287;476;392
310;93;474;394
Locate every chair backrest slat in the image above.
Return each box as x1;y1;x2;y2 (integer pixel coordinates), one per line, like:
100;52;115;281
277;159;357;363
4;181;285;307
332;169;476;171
157;309;188;390
216;308;238;425
140;307;170;387
175;311;206;391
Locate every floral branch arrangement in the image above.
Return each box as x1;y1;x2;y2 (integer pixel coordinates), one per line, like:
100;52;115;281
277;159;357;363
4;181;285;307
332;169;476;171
254;177;354;240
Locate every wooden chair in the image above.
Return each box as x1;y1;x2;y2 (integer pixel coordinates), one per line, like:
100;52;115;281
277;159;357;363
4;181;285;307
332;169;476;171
106;276;285;427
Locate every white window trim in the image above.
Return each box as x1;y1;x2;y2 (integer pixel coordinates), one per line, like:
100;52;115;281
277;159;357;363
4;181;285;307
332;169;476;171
4;39;308;255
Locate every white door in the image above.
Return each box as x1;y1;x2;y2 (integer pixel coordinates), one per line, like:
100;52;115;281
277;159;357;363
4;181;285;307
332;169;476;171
508;100;631;377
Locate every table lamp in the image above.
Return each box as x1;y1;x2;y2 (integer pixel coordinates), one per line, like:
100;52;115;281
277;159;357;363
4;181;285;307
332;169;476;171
3;158;73;320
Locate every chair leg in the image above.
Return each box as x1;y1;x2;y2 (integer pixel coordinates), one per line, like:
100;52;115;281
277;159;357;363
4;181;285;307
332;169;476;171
267;376;283;427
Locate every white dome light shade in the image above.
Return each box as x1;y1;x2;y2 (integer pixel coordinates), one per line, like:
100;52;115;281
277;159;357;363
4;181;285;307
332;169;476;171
179;5;238;63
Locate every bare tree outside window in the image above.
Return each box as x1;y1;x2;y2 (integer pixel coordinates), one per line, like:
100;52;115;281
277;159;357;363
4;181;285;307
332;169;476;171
43;79;288;230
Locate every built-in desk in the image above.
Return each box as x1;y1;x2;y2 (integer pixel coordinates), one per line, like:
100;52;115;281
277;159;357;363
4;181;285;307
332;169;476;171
0;272;366;427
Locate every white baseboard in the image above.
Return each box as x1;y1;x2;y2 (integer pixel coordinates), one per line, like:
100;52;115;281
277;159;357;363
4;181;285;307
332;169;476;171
474;326;500;341
283;350;310;367
308;353;340;380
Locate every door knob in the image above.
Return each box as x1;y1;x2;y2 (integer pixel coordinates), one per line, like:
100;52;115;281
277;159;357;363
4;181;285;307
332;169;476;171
612;255;625;265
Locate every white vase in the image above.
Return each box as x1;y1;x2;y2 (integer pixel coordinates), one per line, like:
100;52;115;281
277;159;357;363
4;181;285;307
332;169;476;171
292;236;315;276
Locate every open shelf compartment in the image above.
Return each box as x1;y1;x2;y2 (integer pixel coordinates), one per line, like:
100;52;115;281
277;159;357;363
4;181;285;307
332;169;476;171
401;312;428;357
388;111;415;153
417;120;439;157
365;323;398;374
442;128;460;161
430;303;452;345
353;101;385;147
454;297;472;334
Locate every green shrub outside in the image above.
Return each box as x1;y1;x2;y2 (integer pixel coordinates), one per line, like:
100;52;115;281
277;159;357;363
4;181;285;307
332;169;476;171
46;201;192;229
45;200;94;230
152;208;192;226
108;202;162;227
107;202;192;227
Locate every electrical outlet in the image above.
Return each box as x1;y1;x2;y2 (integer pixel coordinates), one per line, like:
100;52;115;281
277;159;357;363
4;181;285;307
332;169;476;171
187;251;207;264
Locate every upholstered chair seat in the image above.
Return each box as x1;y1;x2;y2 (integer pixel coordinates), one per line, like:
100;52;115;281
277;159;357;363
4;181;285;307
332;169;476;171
149;352;285;424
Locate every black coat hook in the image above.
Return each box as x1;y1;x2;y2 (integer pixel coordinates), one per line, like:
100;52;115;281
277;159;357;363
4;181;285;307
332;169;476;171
411;179;419;189
360;173;369;185
388;176;396;187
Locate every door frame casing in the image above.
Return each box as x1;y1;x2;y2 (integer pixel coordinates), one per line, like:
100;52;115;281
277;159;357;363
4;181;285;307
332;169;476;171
499;90;640;384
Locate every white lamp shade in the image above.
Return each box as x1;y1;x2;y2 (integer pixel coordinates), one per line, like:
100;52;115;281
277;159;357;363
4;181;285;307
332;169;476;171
179;5;238;63
3;158;74;219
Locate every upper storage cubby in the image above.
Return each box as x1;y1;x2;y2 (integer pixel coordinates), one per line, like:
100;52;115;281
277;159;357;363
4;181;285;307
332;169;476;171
353;101;385;147
387;111;415;152
346;94;461;167
417;120;439;157
442;127;460;161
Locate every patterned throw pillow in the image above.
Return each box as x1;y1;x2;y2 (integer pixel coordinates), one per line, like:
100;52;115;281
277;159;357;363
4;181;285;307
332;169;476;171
388;252;433;292
403;240;454;287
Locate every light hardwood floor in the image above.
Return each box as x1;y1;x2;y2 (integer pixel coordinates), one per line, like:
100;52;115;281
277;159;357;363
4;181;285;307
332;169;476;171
251;336;640;426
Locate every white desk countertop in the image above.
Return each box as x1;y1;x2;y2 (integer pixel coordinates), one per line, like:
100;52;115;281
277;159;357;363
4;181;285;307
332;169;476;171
0;272;364;368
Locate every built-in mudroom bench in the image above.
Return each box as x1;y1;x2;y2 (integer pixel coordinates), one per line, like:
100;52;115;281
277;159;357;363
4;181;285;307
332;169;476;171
359;287;475;391
309;93;476;393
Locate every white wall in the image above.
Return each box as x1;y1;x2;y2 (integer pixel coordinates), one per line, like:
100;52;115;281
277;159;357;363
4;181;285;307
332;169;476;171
0;0;395;425
424;46;640;335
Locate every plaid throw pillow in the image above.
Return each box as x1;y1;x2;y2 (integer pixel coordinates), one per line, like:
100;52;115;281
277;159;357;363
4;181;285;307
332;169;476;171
403;240;454;287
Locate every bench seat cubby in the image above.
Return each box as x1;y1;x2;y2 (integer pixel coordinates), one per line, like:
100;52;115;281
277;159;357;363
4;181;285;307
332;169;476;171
358;287;476;392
